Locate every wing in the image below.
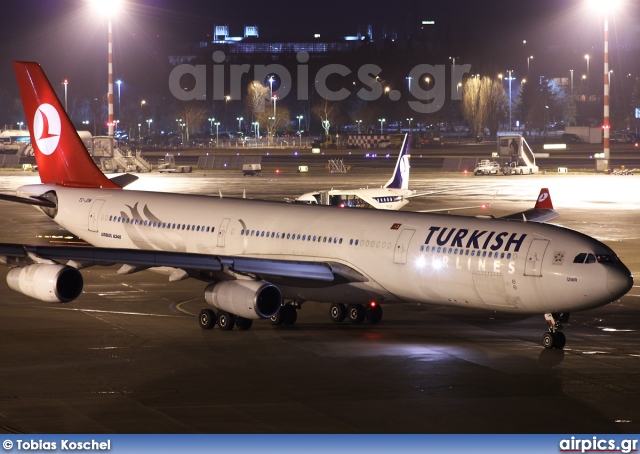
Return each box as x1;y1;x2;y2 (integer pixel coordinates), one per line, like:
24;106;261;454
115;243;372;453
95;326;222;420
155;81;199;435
0;243;364;284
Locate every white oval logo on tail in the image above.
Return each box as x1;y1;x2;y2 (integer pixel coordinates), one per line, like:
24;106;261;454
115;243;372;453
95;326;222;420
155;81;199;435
538;193;549;203
33;103;61;156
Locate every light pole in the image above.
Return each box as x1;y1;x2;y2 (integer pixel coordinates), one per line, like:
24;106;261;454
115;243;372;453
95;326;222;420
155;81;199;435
356;119;362;134
570;69;574;96
137;123;141;138
214;121;220;146
116;79;122;117
90;0;122;137
405;76;413;93
208;117;215;134
379;118;385;134
62;79;68;112
272;95;277;118
527;56;533;73
17;122;24;130
296;115;303;131
507;70;514;132
269;117;275;146
253;121;259;137
449;56;459;99
268;75;275;98
224;95;230;128
544;105;549;136
146;119;152;134
585;54;590;80
237;117;243;133
588;0;620;163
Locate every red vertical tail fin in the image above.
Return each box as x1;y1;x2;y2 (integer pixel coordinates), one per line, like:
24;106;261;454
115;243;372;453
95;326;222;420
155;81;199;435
534;188;553;210
13;62;120;189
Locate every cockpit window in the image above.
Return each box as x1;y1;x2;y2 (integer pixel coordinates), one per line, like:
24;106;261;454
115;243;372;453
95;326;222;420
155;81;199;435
574;252;613;264
597;254;615;264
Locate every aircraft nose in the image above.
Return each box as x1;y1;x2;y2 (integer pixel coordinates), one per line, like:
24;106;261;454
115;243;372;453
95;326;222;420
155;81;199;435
607;266;633;299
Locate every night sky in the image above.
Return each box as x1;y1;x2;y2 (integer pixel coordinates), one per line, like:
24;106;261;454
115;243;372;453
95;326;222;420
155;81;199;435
0;0;638;126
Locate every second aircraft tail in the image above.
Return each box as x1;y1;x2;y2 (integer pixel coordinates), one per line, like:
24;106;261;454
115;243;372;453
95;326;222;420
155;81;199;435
383;133;411;190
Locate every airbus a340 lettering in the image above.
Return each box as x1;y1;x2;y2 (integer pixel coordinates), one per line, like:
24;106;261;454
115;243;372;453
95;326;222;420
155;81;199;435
0;62;633;349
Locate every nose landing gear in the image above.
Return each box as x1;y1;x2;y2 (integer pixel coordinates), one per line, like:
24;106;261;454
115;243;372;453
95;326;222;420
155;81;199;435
542;313;569;349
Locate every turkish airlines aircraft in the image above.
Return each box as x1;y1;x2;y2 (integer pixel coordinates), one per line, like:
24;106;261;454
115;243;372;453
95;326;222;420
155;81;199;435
0;62;633;349
293;134;455;210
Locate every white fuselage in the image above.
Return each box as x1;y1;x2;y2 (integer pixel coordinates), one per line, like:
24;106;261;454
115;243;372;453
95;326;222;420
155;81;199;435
295;187;412;210
18;183;630;315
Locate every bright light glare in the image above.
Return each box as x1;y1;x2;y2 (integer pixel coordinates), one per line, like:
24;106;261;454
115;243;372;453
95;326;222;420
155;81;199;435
587;0;621;12
415;256;426;269
90;0;122;16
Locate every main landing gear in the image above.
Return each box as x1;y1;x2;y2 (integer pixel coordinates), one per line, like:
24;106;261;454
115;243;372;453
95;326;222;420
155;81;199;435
542;312;569;349
269;303;298;326
329;302;383;325
198;308;254;331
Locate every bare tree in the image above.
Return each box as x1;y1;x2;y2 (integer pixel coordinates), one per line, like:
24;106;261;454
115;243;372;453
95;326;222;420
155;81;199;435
256;105;291;144
462;77;506;139
483;78;507;139
174;101;208;144
245;81;270;123
312;99;340;139
462;77;484;134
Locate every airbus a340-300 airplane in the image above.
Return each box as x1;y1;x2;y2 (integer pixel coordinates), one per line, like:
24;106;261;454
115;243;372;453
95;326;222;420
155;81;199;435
0;62;633;349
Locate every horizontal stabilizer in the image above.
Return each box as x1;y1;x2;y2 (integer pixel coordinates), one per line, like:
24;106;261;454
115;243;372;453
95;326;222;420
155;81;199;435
0;193;56;208
109;174;139;188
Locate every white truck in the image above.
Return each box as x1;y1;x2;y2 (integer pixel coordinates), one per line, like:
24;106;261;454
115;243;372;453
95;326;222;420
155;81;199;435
473;160;501;175
242;163;261;176
157;154;192;173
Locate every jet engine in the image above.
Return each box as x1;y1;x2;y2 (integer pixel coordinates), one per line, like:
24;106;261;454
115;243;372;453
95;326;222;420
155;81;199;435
7;264;83;303
204;280;282;319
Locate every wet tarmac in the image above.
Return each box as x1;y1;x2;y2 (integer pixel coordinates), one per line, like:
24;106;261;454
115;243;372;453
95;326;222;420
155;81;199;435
0;169;639;433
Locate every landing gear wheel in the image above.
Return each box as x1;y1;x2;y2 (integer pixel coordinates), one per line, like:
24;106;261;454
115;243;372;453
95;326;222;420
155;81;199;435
365;304;383;324
347;304;366;324
542;332;555;349
281;305;298;325
542;313;570;349
329;303;347;323
235;316;253;331
199;309;216;329
270;310;284;325
217;311;235;331
542;331;566;349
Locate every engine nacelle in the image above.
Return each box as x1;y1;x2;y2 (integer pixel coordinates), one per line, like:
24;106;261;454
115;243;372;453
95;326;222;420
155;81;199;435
204;280;282;319
7;264;83;303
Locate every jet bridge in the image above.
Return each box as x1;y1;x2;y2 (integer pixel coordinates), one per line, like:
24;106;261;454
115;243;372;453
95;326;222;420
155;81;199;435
497;135;539;175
